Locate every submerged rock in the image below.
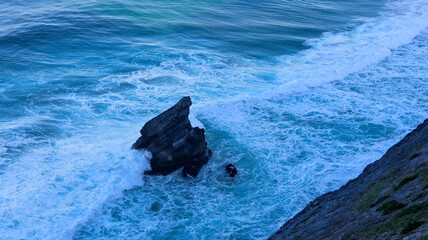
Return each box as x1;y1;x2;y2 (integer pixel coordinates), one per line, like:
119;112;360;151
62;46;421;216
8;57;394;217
132;96;212;176
225;163;238;177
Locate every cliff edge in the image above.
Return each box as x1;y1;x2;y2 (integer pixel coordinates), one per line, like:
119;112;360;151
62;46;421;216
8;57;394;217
269;119;428;240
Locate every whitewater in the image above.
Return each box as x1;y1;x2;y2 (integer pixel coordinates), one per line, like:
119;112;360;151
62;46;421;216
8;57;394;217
0;0;427;239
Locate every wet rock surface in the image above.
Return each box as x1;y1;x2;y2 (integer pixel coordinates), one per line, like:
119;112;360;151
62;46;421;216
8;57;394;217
133;96;212;176
268;119;428;240
225;164;238;177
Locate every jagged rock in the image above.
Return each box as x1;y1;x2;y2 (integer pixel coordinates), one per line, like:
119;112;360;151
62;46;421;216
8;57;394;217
132;96;212;176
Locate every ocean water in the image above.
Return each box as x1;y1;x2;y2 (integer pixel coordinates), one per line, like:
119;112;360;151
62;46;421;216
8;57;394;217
0;0;427;239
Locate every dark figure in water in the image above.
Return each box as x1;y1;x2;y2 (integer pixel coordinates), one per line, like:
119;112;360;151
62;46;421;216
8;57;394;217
225;164;238;177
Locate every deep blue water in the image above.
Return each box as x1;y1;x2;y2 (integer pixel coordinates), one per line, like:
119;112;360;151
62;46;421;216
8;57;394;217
0;0;427;239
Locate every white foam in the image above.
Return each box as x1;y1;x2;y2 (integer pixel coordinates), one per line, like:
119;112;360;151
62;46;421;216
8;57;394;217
189;108;205;129
194;25;428;239
0;126;150;240
269;0;428;96
57;0;428;237
98;0;428;113
1;0;427;238
61;148;151;240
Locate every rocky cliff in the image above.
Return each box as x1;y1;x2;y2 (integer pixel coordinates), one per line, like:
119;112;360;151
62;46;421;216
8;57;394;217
269;119;428;240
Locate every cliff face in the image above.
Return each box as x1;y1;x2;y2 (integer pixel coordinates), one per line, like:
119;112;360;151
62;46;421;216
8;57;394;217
269;119;428;240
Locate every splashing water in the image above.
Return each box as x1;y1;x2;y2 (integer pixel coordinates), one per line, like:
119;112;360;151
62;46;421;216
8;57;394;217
0;0;427;239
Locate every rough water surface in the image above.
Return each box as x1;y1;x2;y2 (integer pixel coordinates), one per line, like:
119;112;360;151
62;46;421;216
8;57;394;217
0;0;427;239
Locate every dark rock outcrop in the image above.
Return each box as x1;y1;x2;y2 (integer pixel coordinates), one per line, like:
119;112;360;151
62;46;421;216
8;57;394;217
132;96;212;176
225;163;238;177
269;119;428;240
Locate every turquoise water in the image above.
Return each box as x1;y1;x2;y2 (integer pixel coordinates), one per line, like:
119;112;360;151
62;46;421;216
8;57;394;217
0;0;427;239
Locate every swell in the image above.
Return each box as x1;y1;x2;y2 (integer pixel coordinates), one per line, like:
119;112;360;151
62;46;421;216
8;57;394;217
100;0;428;111
269;0;428;96
0;0;427;239
72;1;428;239
201;0;428;105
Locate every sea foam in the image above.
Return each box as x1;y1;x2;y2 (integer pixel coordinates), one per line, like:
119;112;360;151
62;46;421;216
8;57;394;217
0;0;427;239
0;127;151;239
268;0;428;96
